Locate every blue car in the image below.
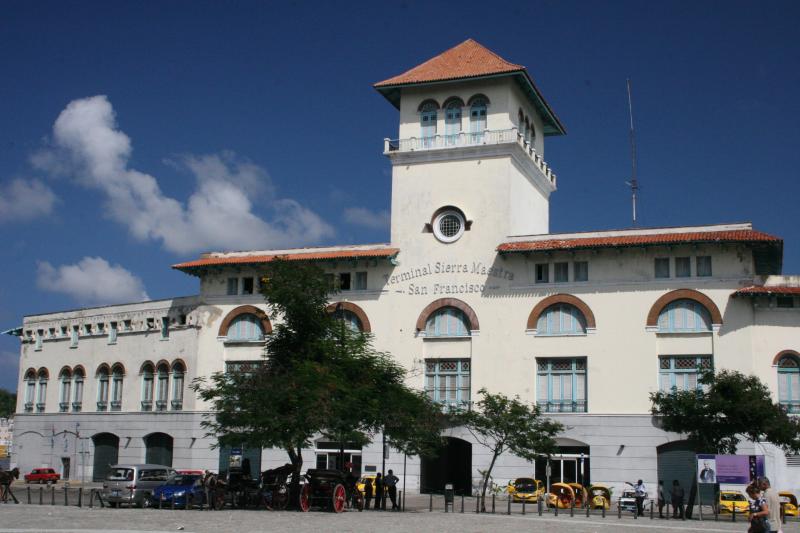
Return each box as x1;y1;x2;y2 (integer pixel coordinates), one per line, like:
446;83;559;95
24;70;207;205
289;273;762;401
148;474;205;508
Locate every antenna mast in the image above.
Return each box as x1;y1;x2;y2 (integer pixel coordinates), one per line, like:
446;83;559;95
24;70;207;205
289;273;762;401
625;78;639;226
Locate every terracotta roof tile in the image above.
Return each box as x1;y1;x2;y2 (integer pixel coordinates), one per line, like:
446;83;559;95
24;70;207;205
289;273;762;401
173;247;399;272
374;39;524;87
497;229;781;253
733;286;800;296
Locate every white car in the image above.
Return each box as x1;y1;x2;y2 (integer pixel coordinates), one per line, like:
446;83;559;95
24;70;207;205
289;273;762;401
619;489;638;514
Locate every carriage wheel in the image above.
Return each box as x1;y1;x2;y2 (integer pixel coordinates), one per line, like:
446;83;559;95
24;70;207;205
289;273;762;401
331;484;346;513
353;490;364;512
299;484;311;512
273;483;289;511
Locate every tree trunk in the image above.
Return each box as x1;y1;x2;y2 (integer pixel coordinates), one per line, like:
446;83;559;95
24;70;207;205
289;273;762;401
480;450;500;512
287;445;304;510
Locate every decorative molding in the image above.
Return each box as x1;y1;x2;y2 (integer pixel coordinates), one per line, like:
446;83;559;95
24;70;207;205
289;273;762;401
326;301;372;333
645;288;723;327
526;294;597;330
415;298;480;332
217;305;273;337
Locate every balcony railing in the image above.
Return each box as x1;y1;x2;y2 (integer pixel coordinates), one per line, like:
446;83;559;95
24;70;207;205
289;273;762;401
36;402;46;413
110;400;122;411
24;402;33;413
384;128;556;186
71;402;82;412
59;402;69;413
141;400;153;411
171;399;183;411
96;401;108;412
537;400;587;413
782;401;800;415
155;400;168;412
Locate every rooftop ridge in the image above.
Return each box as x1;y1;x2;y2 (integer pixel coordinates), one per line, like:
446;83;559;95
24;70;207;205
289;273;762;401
197;242;394;259
504;222;755;243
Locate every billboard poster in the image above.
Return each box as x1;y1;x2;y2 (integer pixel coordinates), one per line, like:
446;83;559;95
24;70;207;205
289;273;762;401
697;454;764;484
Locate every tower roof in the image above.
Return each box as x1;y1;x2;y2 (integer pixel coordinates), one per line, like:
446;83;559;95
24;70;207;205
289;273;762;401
374;39;566;135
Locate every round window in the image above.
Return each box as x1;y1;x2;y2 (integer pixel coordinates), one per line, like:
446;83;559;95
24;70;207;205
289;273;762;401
433;210;465;243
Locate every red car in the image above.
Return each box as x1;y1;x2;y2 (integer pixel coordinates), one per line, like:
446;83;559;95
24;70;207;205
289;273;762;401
24;468;60;484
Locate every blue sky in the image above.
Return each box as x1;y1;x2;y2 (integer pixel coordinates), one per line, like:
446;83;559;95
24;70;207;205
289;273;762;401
1;0;799;391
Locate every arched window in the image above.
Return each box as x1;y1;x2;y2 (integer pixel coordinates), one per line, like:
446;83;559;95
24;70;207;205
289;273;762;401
36;368;48;413
537;304;587;336
469;96;488;142
110;364;124;411
332;308;364;333
444;98;463;145
23;368;36;413
524;117;531;144
140;362;155;411
778;353;800;414
227;313;265;341
59;367;72;413
155;362;170;411
171;361;185;411
72;366;85;412
426;307;470;337
420;101;438;148
657;299;712;332
96;365;109;411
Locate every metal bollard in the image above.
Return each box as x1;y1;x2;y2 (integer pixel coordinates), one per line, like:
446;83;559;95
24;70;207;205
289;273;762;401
586;503;590;517
159;493;164;509
570;501;574;517
538;498;543;516
732;503;736;522
445;495;448;513
429;493;432;512
64;486;68;506
461;495;464;513
89;489;93;508
650;499;654;519
714;502;718;521
39;486;43;505
618;499;622;519
507;497;511;515
171;495;175;510
78;488;83;508
492;494;495;514
522;500;526;515
27;486;31;504
555;502;558;516
475;494;479;513
188;493;192;511
602;504;606;518
51;486;55;505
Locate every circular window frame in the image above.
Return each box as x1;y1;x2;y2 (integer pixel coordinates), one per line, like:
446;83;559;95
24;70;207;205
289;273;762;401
433;210;465;243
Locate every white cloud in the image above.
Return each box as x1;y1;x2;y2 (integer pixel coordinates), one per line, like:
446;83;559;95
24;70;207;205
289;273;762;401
0;178;57;222
343;206;391;231
32;95;334;254
36;257;149;305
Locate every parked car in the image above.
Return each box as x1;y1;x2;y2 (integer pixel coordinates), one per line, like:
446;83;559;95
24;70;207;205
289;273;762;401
24;468;60;484
780;492;798;517
717;490;749;514
148;474;205;508
356;475;385;497
547;483;576;509
589;484;611;510
618;489;638;514
176;469;205;476
102;464;175;508
507;477;544;503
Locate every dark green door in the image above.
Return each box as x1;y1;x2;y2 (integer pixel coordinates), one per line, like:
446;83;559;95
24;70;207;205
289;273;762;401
218;445;262;478
144;433;173;466
92;433;119;481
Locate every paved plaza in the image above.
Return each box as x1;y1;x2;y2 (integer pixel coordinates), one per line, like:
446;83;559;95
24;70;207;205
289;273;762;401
0;503;798;533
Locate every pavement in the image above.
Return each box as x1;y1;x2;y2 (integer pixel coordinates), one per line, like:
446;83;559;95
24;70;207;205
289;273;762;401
0;501;798;533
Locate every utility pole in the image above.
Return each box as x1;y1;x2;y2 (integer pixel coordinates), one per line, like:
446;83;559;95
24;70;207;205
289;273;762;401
625;78;640;226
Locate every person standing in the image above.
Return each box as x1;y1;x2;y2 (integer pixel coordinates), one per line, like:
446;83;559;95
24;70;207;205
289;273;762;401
670;480;685;520
754;477;781;533
384;469;400;510
363;477;373;510
374;473;384;511
633;479;647;517
657;480;666;519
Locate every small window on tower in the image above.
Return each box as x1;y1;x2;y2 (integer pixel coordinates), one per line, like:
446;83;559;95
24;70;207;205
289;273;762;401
535;264;549;284
339;273;351;291
574;261;589;282
554;262;569;283
226;277;239;296
676;257;691;278
432;210;465;243
355;272;368;290
242;277;254;295
655;258;670;279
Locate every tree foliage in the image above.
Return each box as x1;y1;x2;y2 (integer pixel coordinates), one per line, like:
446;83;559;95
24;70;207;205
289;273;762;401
650;369;800;454
193;259;443;502
460;388;563;507
0;389;15;418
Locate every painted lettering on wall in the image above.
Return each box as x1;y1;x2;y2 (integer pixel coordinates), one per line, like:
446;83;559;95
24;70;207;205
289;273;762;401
384;261;514;286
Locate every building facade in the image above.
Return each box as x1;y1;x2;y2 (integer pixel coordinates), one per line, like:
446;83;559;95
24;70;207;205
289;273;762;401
9;40;800;495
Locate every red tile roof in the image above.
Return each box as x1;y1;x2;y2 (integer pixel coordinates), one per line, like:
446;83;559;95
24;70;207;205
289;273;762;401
374;39;524;87
733;286;800;296
497;229;781;253
173;247;399;273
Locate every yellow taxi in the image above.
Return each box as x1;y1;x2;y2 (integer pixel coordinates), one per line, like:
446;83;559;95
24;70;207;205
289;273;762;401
780;492;798;517
507;477;544;503
547;483;576;509
718;491;749;514
356;475;386;497
589;484;611;510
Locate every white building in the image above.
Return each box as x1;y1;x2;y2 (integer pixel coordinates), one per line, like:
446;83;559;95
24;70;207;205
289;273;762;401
9;39;800;496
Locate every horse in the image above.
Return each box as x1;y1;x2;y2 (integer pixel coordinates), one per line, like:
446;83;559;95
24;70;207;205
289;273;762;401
0;467;20;504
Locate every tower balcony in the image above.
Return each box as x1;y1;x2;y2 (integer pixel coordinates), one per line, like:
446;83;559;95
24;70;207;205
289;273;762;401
383;128;557;187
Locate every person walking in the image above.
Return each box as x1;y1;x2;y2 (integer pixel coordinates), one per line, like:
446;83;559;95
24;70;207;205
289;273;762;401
374;473;384;511
657;479;666;519
385;469;400;510
670;480;685;520
363;477;373;510
633;479;647;517
746;483;769;533
753;477;782;533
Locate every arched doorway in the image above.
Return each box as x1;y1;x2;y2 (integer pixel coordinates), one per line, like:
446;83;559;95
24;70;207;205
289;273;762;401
657;440;709;515
420;437;471;495
92;433;119;481
144;433;173;467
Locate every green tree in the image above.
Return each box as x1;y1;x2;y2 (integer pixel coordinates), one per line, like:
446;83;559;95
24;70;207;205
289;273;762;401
650;369;800;454
193;259;442;503
0;388;16;418
460;388;563;509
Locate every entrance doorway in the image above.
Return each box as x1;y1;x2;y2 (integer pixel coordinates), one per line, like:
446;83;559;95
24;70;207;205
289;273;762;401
91;433;119;481
534;446;590;488
144;433;173;467
61;457;71;480
314;441;362;477
420;437;472;495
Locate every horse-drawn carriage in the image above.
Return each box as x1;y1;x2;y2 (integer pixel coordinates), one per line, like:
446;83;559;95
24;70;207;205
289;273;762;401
299;469;363;513
260;464;293;510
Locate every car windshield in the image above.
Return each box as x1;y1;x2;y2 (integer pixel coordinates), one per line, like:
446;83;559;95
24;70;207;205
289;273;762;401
514;479;537;491
106;468;134;481
591;489;607;496
165;474;200;486
722;493;746;501
621;491;636;498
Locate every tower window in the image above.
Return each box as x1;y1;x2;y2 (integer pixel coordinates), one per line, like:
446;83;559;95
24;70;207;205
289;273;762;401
433;210;465;243
469;97;488;142
676;257;691;278
419;100;438;148
444;98;463;145
654;258;670;279
535;264;549;284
